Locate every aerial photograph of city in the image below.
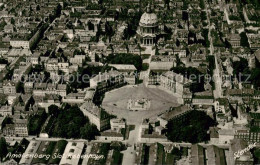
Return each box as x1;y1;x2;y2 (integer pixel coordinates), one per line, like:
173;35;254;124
0;0;259;164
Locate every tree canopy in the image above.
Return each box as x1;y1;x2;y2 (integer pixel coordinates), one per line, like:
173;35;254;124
171;66;205;93
28;110;47;135
232;57;250;81
240;32;250;47
0;137;8;161
106;53;142;71
48;104;60;117
166;110;216;143
80;124;100;140
50;105;100;140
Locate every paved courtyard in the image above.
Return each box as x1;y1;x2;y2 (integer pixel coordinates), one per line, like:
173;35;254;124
102;84;180;124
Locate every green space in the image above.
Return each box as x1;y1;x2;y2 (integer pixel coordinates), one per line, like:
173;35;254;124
47;104;100;140
231;57;260;88
240;32;250;47
48;140;68;164
142;63;149;71
42;115;55;134
207;55;215;90
0;137;8;162
141;144;150;165
156;143;165;165
165;153;175;164
211;30;224;47
166;110;216;143
5;138;29;163
0;21;7;31
202;29;210;47
254;148;260;164
32;141;56;164
112;150;123;165
105;53;143;71
201;11;207;20
200;0;205;9
141;54;151;60
171;66;205;93
28;109;48;135
88;143;110;165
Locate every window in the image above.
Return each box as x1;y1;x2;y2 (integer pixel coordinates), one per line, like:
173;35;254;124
69;149;75;153
72;142;77;146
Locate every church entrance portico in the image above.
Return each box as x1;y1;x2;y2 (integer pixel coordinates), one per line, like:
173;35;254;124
142;38;154;46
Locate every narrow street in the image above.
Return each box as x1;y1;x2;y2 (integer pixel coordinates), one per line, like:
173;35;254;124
121;124;141;165
141;46;155;86
205;4;222;98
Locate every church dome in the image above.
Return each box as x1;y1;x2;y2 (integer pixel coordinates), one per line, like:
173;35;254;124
140;13;158;26
139;4;158;27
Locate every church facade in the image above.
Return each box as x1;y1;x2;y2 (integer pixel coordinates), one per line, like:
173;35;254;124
137;4;159;46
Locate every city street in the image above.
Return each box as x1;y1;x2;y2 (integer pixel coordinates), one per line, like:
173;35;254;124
205;5;223;98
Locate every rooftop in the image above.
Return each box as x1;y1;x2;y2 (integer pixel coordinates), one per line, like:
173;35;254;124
158;105;191;121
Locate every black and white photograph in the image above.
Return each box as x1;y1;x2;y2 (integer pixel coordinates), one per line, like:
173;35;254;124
0;0;260;164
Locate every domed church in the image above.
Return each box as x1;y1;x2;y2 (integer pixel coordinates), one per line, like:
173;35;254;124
137;3;159;46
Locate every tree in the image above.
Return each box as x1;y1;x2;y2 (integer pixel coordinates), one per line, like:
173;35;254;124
50;105;100;139
80;124;100;140
28;110;47;135
232;57;249;79
164;0;170;8
106;53;143;71
0;58;8;64
182;11;188;20
171;147;182;159
254;148;260;164
202;29;210;47
105;22;114;37
201;11;207;20
166;110;216;143
0;137;8;161
43;71;50;82
48;104;60;117
11;18;15;25
95;54;100;62
176;39;180;47
87;21;94;31
16;82;24;94
171;66;205;93
240;32;250;47
36;5;40;11
199;0;205;9
0;21;7;31
224;39;232;49
2;117;13;128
